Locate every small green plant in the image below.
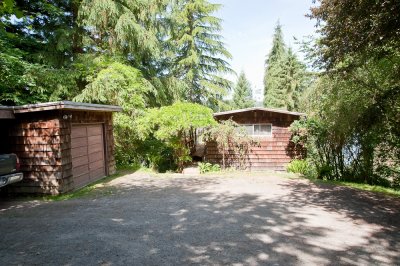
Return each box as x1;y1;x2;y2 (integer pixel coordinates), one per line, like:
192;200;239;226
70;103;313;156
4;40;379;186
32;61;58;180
286;159;309;175
199;162;221;174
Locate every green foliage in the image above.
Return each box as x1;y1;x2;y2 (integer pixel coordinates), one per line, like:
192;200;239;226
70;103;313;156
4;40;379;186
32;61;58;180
290;117;345;180
79;0;162;63
170;0;234;106
112;112;176;172
1;0;234;109
0;0;83;105
137;102;216;171
293;0;400;188
309;0;400;68
286;160;310;176
199;162;221;174
75;61;153;112
0;33;80;105
263;22;309;111
232;71;255;109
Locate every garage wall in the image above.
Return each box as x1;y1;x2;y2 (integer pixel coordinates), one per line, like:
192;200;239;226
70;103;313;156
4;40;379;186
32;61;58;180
6;111;67;194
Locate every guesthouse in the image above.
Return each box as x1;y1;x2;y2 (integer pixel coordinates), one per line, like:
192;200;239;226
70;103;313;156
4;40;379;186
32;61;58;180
205;107;305;171
0;101;122;195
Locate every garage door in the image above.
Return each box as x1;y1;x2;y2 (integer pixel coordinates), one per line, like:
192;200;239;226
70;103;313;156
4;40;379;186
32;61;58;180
71;124;106;188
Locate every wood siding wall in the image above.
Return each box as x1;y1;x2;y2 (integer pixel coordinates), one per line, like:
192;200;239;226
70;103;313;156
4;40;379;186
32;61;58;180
2;110;116;195
5;111;67;194
205;110;304;171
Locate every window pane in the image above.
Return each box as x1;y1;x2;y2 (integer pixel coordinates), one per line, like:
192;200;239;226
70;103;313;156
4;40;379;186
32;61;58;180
253;124;272;135
261;125;271;134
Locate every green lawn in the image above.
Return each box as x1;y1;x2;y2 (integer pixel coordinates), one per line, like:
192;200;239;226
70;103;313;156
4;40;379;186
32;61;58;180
309;178;400;198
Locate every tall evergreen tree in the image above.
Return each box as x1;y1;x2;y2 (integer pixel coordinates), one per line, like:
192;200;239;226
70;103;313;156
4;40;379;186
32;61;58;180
265;22;286;67
171;0;233;106
232;71;254;109
281;48;308;111
263;22;307;111
264;22;287;108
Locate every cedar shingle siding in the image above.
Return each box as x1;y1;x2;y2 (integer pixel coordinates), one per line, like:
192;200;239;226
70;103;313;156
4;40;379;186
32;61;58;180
205;109;305;171
0;102;120;195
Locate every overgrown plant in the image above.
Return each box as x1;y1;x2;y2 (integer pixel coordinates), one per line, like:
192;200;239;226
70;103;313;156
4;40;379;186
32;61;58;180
137;102;217;172
202;119;258;170
297;0;400;188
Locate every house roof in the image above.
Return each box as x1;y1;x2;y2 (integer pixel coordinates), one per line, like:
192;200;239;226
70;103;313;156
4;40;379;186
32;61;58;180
214;107;306;117
10;101;122;114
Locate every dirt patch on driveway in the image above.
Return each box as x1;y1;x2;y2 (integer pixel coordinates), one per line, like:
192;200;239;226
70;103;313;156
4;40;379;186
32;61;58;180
1;172;399;265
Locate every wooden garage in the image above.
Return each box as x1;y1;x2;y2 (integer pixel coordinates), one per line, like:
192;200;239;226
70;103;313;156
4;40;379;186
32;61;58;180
0;101;122;195
205;107;306;171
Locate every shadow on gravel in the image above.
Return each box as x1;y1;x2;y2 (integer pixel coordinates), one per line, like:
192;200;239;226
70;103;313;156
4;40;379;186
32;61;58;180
0;175;399;265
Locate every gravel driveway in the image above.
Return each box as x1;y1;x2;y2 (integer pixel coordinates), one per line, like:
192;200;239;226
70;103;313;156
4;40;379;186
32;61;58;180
1;172;399;265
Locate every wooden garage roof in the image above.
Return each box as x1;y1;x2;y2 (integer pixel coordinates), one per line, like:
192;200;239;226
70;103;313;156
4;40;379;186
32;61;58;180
12;101;122;114
214;107;306;117
0;106;15;119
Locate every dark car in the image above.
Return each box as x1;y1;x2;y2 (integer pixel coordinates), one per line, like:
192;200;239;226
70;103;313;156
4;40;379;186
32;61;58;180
0;154;23;188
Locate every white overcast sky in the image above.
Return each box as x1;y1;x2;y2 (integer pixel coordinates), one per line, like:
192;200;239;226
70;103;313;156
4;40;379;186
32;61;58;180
211;0;318;101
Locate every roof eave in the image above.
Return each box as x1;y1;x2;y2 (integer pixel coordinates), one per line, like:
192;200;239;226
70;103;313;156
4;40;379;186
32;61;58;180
214;107;306;117
0;108;15;119
13;101;123;114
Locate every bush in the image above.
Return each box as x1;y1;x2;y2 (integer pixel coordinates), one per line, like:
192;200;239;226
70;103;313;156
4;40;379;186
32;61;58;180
136;102;216;172
199;162;221;174
286;160;310;175
316;164;333;179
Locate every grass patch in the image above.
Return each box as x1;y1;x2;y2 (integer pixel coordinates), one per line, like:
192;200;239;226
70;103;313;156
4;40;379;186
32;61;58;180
308;178;400;198
40;165;141;201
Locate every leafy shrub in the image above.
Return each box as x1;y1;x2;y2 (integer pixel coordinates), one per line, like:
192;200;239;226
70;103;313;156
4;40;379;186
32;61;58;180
316;164;333;179
286;159;310;175
137;102;216;172
199;162;221;174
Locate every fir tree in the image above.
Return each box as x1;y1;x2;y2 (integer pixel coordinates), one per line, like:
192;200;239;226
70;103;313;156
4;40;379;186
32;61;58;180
232;71;255;109
264;22;287;109
263;22;307;111
171;0;233;106
265;22;286;67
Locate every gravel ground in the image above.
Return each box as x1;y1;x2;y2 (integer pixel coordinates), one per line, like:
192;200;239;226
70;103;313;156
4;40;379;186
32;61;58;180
0;171;399;266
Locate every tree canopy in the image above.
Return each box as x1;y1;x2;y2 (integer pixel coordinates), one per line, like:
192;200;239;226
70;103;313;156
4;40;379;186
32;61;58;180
170;0;233;106
0;0;233;109
232;71;254;109
309;0;400;67
297;0;400;186
263;22;308;111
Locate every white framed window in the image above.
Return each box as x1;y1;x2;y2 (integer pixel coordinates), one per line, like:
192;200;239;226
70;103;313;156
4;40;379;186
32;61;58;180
239;124;272;136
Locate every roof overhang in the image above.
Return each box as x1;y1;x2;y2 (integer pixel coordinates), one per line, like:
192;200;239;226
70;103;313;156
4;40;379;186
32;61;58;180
0;107;15;119
214;107;306;117
12;101;122;114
